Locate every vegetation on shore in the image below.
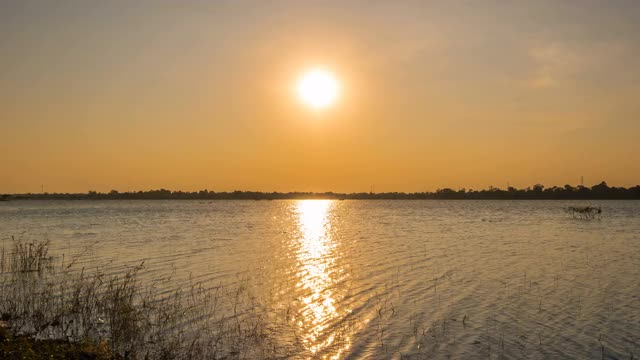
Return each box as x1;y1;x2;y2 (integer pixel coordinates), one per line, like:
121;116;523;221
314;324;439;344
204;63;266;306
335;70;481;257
0;329;111;360
3;181;640;201
0;237;299;359
566;206;602;219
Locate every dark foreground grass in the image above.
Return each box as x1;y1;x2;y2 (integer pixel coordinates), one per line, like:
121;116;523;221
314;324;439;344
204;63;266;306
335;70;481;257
1;330;111;360
2;311;111;359
0;237;299;359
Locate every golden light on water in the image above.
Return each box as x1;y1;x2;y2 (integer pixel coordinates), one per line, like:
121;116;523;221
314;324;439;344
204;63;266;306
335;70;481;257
296;68;340;109
294;200;350;358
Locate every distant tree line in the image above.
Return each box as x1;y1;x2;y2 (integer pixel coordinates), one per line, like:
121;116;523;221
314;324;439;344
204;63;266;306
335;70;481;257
2;181;640;200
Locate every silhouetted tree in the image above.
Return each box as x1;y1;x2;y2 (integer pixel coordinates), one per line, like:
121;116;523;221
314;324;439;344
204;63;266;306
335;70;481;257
5;181;640;200
532;184;544;192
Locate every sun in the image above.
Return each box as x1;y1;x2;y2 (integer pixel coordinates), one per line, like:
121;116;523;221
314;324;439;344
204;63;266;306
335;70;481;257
296;68;340;109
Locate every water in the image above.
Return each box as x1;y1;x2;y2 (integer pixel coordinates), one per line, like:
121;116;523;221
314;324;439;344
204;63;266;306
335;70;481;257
1;200;639;359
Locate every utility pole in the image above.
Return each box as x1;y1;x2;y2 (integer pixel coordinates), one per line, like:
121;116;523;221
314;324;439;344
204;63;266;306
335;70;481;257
581;176;584;187
41;184;44;194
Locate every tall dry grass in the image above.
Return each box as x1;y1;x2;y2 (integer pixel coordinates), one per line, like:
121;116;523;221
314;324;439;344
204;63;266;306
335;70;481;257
0;237;301;359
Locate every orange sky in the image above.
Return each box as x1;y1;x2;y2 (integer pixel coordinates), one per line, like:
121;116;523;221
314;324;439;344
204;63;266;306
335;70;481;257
2;1;640;193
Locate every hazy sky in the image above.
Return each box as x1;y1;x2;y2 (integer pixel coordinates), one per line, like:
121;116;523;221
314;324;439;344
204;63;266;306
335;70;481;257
2;1;640;193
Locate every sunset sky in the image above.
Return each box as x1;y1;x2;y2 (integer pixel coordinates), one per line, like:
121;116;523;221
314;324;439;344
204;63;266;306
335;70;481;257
2;1;640;193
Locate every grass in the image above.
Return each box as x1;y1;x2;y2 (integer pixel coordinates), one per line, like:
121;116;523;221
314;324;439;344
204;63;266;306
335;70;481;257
566;206;602;220
0;330;111;360
1;237;53;275
0;237;297;359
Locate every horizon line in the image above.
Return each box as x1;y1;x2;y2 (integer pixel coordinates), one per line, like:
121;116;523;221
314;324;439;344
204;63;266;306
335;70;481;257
4;180;640;196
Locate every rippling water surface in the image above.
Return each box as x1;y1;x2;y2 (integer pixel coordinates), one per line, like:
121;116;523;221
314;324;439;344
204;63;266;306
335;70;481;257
1;200;639;359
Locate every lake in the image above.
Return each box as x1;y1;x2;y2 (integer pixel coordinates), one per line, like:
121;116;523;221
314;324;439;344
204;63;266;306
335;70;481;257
1;200;639;359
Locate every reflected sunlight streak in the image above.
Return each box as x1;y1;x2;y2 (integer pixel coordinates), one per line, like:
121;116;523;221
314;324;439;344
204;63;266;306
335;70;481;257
294;200;350;358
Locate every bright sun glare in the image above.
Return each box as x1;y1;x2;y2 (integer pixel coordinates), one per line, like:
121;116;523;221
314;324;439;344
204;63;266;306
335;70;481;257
297;68;340;109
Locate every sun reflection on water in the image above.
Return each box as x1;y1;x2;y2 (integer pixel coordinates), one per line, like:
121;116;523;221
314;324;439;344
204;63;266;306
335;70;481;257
294;200;350;358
